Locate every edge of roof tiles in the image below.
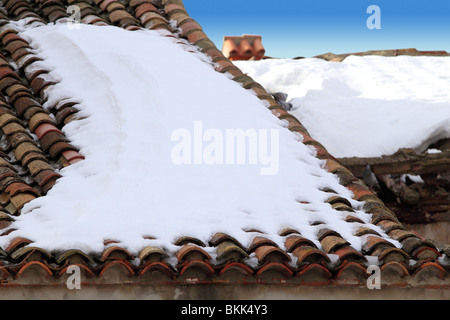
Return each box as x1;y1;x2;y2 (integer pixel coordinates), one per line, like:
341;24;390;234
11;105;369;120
0;0;447;289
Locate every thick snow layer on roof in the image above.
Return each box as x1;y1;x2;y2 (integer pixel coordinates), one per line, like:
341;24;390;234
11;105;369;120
0;24;396;256
235;56;450;158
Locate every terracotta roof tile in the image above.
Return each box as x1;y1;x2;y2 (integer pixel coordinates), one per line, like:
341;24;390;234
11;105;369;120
291;246;330;266
46;9;68;23
374;247;409;264
413;262;447;282
33;169;62;188
380;261;410;285
209;232;244;249
100;246;135;262
20;151;48;168
109;10;138;24
354;226;381;237
296;263;332;285
29;74;56;94
10;245;52;262
82;14;108;25
254;245;291;264
362;235;396;255
17;54;44;71
377;219;405;233
176;244;212;263
284;234;317;252
138;261;175;280
336;245;367;262
255;262;293;282
179;20;202;37
27;159;54;177
218;262;253;280
14;142;42;162
388;228;419;241
334;261;368;286
222;35;265;61
39;131;68;153
5;182;39;197
99;0;120;11
247;236;278;253
186;29;209;44
55;249;95;265
137;11;162;24
178;260;215;282
34;123;62;139
138;246;168;263
99;260;135;279
55;106;79;125
135;3;159;18
164;2;185;14
5;236;32;253
320;235;350;254
173;236;205;247
61;150;84;163
215;241;249;263
15;260;53;279
129;0;161;8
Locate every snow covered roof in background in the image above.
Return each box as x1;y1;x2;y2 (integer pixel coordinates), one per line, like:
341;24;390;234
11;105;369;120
0;0;447;288
234;56;450;158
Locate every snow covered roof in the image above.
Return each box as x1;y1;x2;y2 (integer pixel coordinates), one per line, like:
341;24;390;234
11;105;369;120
0;0;447;292
234;50;450;244
234;56;450;159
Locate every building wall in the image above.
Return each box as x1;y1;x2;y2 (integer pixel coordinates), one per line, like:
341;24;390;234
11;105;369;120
0;284;448;300
405;222;450;244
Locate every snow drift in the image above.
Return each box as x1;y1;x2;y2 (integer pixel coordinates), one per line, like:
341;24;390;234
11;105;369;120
0;23;397;257
235;56;450;158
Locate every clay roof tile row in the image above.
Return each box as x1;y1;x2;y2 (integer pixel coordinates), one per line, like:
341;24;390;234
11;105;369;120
222;35;266;61
0;239;447;287
0;14;84;208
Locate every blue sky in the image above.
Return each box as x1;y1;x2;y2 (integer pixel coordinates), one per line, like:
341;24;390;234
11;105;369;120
183;0;450;58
